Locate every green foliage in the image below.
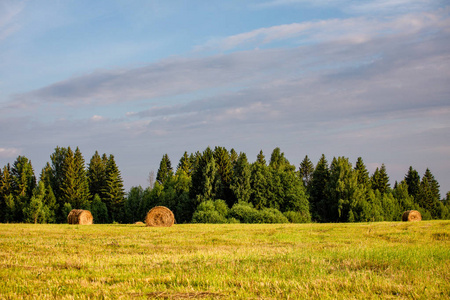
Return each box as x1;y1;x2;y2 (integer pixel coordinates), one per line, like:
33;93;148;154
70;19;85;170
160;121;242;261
90;194;109;224
62;202;73;222
228;202;288;223
309;154;329;222
283;211;310;223
230;152;251;204
104;155;125;222
371;164;390;194
299;155;314;188
405;166;420;199
156;154;173;184
192;200;228;223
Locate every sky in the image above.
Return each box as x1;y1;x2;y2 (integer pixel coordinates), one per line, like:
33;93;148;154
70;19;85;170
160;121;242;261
1;0;449;195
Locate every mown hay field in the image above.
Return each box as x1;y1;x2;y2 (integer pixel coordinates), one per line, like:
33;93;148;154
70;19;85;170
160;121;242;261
0;221;449;299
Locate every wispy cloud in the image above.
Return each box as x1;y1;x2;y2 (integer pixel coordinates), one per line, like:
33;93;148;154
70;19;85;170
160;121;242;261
12;9;449;110
198;10;446;51
0;147;21;159
0;1;25;41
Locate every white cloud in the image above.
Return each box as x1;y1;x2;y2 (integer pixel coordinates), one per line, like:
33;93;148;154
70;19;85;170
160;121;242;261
0;147;20;159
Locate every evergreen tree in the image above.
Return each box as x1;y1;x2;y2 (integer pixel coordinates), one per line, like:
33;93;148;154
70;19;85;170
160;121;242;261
125;186;143;223
269;147;292;171
299;155;314;188
404;166;420;199
230;152;251;204
309;154;329;222
11;156;36;221
176;151;192;176
250;151;269;209
190;147;218;205
39;163;57;223
230;148;238;165
156;154;173;185
60;147;90;209
354;157;370;187
213;146;233;204
371;164;390;194
90;194;109;224
23;181;49;224
87;151;108;202
49;146;69;205
416;169;441;218
104;155;125;222
0;164;14;222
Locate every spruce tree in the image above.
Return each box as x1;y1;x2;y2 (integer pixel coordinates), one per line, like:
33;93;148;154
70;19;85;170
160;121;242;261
156;154;173;185
60;147;90;209
404;166;420;199
250;151;269;209
11;156;36;222
354;157;370;187
299;155;314;188
104;155;125;222
176;151;192;176
0;164;14;222
230;152;251;204
190;147;218;205
87;151;108;202
371;164;390;194
309;154;329;222
213;146;233;204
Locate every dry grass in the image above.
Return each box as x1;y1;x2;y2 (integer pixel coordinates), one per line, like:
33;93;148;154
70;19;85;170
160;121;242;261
0;221;449;299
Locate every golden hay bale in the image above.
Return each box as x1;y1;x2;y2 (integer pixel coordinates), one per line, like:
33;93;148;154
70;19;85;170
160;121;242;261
145;206;175;227
134;221;144;225
67;209;93;225
402;210;422;222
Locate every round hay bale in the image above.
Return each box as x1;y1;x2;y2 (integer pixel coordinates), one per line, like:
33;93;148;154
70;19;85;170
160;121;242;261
402;210;422;222
67;209;93;225
145;206;175;227
134;221;144;225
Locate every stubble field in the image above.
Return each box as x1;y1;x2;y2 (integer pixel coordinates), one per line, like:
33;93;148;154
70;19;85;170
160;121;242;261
0;221;449;299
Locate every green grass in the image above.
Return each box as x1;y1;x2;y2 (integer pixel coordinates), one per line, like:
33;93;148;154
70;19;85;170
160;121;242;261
1;221;449;299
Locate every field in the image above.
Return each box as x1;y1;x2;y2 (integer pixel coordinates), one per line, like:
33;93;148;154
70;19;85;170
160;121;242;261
1;221;449;299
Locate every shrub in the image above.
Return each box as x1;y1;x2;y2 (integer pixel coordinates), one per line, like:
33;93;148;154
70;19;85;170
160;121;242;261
284;211;310;223
192;200;228;223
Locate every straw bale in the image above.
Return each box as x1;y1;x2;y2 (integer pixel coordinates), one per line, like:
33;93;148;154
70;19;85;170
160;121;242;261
134;221;144;225
402;210;421;222
67;209;94;225
145;206;175;227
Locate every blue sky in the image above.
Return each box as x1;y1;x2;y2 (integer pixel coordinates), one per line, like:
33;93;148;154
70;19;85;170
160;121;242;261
1;0;449;195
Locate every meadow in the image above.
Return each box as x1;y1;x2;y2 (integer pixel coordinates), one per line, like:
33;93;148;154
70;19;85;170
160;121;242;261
0;221;449;299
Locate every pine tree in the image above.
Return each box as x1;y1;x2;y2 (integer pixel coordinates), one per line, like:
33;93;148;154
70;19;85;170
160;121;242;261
0;164;14;222
299;155;314;188
404;166;420;199
156;154;173;185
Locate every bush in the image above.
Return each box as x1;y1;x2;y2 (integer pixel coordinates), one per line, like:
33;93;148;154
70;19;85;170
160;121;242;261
229;202;288;223
284;211;310;223
260;208;288;223
192;200;228;223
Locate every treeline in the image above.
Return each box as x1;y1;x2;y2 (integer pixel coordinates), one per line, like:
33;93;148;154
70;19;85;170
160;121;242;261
0;146;125;224
127;147;450;224
1;146;449;224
